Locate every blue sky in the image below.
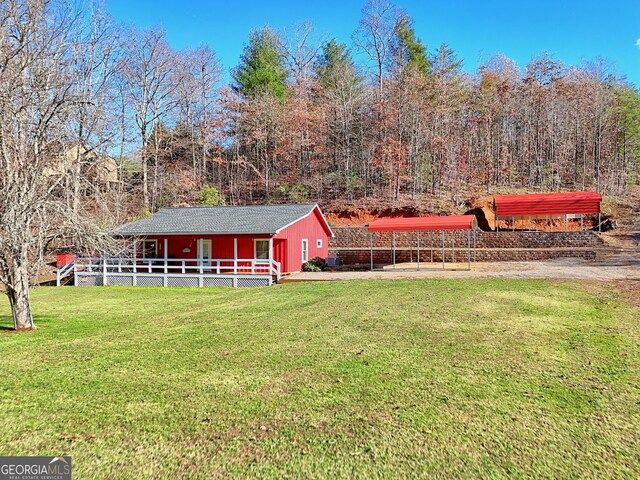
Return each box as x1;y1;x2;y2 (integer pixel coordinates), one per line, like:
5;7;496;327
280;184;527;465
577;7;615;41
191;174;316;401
105;0;640;87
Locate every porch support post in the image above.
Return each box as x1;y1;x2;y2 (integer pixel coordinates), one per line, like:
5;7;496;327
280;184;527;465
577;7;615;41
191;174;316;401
441;230;445;270
416;232;420;271
234;238;238;275
198;238;203;274
164;238;168;273
133;239;137;273
102;254;108;286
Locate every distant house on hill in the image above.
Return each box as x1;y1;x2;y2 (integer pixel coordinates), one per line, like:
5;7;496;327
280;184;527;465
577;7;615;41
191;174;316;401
43;144;119;187
58;204;334;288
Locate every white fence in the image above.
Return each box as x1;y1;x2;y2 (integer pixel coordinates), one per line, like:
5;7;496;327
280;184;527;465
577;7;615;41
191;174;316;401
57;257;281;288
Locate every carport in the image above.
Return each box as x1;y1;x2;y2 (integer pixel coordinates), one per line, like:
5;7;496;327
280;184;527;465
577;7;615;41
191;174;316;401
493;191;603;231
367;215;478;271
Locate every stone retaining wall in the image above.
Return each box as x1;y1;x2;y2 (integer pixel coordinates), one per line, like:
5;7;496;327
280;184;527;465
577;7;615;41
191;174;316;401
332;248;596;265
328;226;601;264
330;226;603;249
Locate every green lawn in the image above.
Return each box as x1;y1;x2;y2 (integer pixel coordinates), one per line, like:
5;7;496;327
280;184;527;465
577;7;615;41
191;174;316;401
1;280;639;478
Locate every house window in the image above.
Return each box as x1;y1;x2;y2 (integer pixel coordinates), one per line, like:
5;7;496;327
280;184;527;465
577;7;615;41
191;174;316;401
254;239;270;260
317;239;323;248
302;239;309;263
143;240;157;258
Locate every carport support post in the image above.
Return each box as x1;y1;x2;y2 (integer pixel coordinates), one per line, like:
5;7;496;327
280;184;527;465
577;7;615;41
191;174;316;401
416;232;420;271
598;213;601;232
474;229;477;262
441;230;445;270
467;230;471;270
452;235;455;265
430;232;433;263
369;233;374;271
392;231;396;270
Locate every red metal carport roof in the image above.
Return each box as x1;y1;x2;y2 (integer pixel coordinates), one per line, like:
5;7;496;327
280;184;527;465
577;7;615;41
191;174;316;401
493;191;602;217
368;215;477;232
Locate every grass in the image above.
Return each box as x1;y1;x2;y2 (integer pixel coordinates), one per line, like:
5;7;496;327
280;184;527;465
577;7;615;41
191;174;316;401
0;279;639;478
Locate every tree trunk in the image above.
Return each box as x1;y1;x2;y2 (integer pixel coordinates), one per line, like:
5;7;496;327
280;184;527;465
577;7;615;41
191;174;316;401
141;129;149;209
7;263;34;331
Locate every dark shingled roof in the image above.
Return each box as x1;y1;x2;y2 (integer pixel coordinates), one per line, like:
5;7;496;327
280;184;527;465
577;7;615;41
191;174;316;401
116;204;322;235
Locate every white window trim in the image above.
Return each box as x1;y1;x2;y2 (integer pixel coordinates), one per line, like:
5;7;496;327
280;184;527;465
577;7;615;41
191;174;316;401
142;239;158;258
317;239;323;248
254;239;270;260
302;238;309;263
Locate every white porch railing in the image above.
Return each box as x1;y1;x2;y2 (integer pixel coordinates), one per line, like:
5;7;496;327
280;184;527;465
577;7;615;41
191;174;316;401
58;257;281;288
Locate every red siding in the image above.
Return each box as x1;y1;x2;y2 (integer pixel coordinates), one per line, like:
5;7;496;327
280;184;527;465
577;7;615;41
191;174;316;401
273;238;288;273
274;207;331;272
136;234;270;261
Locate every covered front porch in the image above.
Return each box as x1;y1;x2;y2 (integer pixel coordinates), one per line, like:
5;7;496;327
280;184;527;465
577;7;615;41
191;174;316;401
57;256;281;288
57;235;283;288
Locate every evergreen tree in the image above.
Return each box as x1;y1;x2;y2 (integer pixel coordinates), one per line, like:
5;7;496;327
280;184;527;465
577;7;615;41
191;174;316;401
432;43;464;81
233;27;287;98
390;16;430;75
314;39;363;92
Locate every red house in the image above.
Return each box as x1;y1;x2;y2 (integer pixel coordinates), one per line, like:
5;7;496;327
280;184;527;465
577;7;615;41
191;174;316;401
62;204;333;288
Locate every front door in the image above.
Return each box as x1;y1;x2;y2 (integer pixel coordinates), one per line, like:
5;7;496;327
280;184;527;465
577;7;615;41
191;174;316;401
199;239;212;266
273;239;287;273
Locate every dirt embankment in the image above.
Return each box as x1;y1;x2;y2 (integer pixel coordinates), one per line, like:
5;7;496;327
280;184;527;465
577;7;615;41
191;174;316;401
323;195;468;226
323;187;640;233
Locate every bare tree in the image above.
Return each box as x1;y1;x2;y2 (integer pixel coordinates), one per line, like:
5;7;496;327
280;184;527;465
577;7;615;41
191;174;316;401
172;45;221;182
0;0;113;330
121;26;176;209
281;21;323;87
67;6;122;213
352;0;404;99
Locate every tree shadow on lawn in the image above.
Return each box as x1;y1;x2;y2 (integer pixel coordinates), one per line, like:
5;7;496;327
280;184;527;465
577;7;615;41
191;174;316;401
0;315;56;332
0;315;14;330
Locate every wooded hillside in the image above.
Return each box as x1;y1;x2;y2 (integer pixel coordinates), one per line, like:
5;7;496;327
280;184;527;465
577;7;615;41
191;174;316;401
3;0;640;224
